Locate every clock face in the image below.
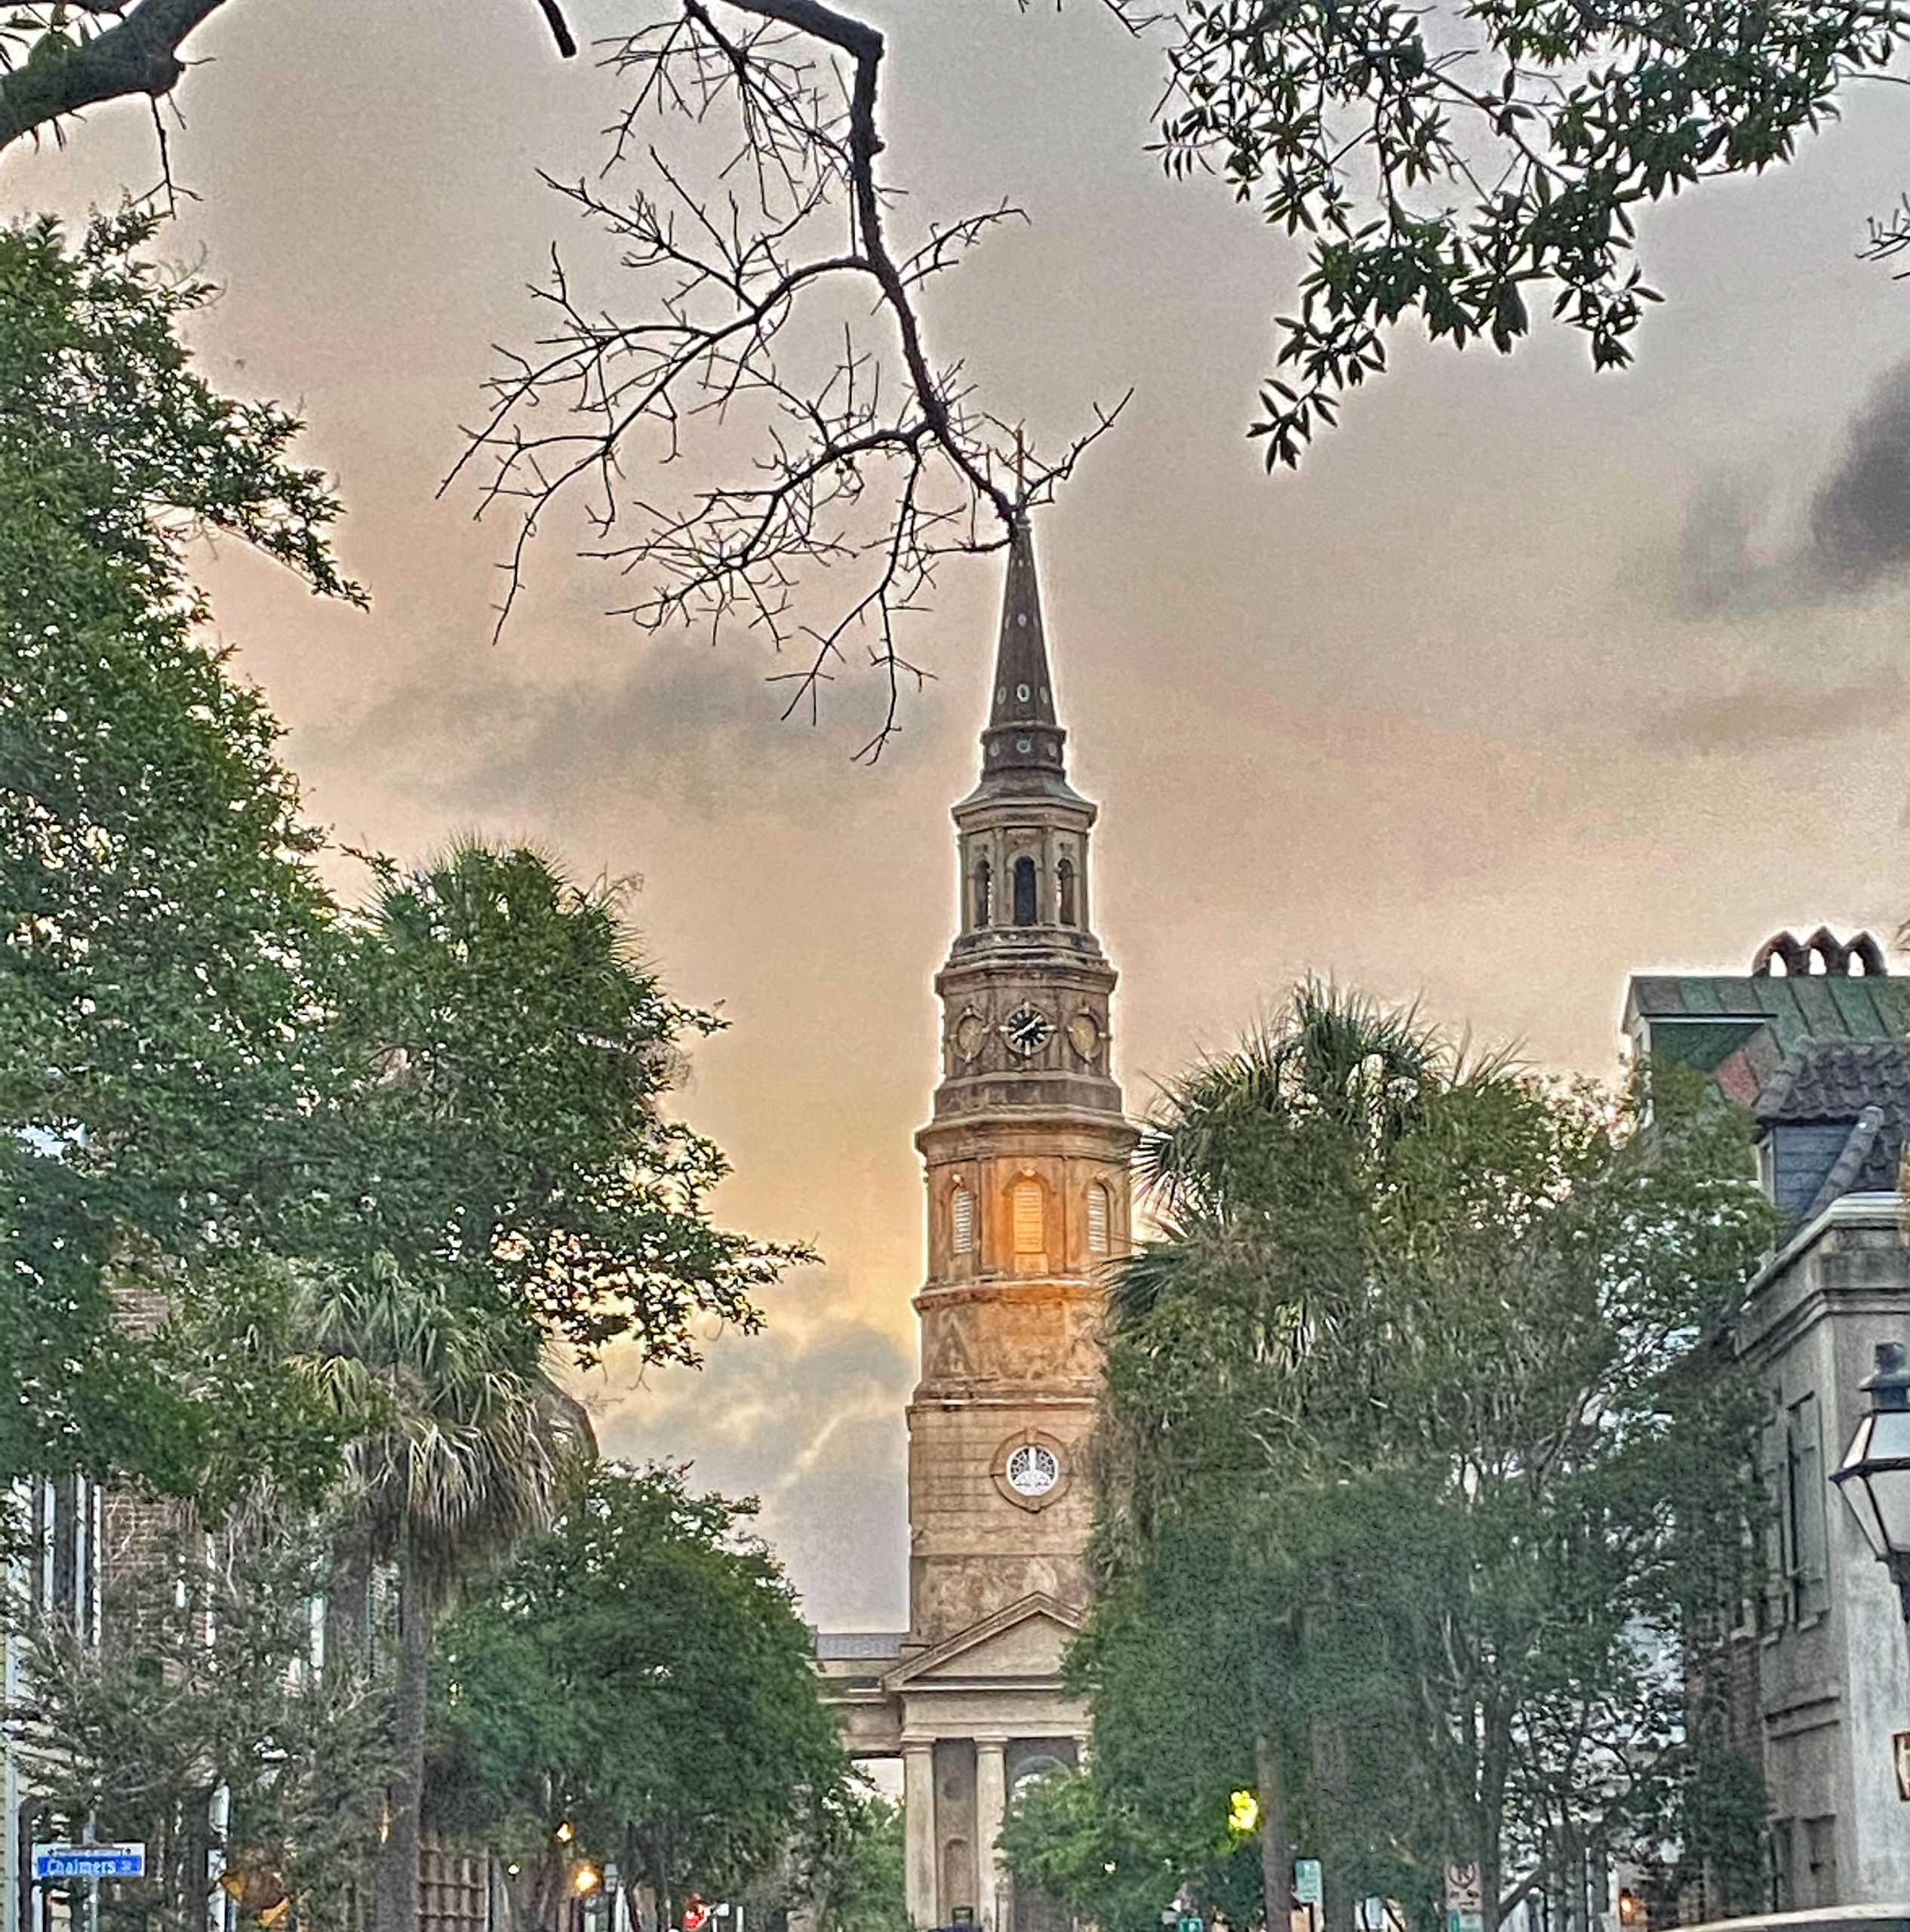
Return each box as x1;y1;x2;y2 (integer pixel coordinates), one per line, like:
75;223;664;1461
953;1011;989;1061
1067;1009;1103;1061
1004;1443;1060;1497
1002;1004;1053;1056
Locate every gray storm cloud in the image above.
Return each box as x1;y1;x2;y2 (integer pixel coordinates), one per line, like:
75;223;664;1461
1811;360;1910;588
1639;663;1910;754
1673;355;1910;619
1647;358;1910;752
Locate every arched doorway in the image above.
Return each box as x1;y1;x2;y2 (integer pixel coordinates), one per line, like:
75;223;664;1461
1008;1751;1076;1932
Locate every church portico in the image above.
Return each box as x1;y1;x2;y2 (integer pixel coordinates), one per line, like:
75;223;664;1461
899;1727;1090;1932
815;521;1134;1930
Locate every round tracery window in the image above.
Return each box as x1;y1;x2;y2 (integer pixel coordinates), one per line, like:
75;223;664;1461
1004;1442;1060;1497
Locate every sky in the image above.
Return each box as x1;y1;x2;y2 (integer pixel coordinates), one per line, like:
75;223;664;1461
11;0;1910;1632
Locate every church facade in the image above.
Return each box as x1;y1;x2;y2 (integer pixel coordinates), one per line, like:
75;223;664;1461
814;525;1136;1932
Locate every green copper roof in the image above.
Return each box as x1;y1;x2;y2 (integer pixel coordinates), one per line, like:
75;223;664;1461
1626;972;1910;1054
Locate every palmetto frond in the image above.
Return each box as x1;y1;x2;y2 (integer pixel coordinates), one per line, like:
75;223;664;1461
1137;980;1510;1215
289;1252;590;1607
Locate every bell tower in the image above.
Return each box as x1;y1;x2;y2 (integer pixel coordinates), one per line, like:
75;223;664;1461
895;519;1138;1930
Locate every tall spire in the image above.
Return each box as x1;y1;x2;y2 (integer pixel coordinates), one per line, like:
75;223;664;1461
980;519;1066;780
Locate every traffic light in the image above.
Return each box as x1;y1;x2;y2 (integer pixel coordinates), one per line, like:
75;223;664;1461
1617;1890;1644;1927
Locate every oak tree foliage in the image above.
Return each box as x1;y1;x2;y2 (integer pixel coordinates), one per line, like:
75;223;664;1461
14;0;1891;731
429;1463;852;1927
2;206;801;1483
1044;986;1776;1931
0;206;360;1492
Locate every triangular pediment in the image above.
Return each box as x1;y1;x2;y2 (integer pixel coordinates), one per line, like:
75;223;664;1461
883;1593;1084;1690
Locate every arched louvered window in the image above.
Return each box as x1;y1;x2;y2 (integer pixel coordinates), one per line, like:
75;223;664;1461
1087;1181;1112;1256
1013;855;1038;926
952;1185;975;1256
1057;857;1077;927
973;859;992;929
1012;1179;1044;1256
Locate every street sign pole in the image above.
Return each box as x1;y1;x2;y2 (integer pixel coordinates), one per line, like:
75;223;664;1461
31;1846;147;1882
1295;1857;1324;1932
1443;1863;1484;1932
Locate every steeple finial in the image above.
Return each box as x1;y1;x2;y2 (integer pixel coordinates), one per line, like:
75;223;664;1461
981;518;1065;778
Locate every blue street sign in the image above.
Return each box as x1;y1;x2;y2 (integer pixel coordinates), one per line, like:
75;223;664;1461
33;1844;145;1881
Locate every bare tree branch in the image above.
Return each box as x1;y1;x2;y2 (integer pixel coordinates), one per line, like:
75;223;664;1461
457;0;1128;757
536;0;579;58
0;0;226;152
0;0;576;156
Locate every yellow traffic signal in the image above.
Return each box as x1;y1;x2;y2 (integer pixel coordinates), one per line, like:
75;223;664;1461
1228;1790;1260;1835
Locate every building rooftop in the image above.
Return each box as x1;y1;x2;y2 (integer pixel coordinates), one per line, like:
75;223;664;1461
1625;930;1910;1223
811;1630;906;1662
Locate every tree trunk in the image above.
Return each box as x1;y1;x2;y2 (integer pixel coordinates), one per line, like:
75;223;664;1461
1308;1720;1352;1932
1478;1706;1509;1932
1256;1731;1294;1932
373;1556;433;1932
326;1529;374;1672
534;1847;568;1932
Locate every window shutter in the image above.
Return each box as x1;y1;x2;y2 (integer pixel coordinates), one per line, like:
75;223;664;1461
1013;1180;1044;1255
1759;1415;1789;1633
1087;1183;1110;1255
952;1186;975;1255
1792;1394;1828;1619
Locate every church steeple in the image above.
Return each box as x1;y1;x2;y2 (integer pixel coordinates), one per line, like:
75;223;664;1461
905;519;1136;1706
980;520;1066;782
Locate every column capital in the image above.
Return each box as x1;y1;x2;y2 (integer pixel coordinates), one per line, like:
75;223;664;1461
974;1734;1010;1750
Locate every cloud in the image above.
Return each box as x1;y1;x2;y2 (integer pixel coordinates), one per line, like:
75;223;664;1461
580;1302;914;1630
304;624;952;827
1810;362;1910;589
1670;357;1910;617
1637;663;1910;754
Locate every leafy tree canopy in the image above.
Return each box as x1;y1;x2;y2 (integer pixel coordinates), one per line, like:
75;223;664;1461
1;210;804;1507
798;1786;909;1932
1069;986;1777;1930
0;206;358;1492
321;842;801;1364
430;1463;850;1921
999;1766;1241;1932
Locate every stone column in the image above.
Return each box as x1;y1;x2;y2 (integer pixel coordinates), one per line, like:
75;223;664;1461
975;1737;1009;1932
903;1738;938;1929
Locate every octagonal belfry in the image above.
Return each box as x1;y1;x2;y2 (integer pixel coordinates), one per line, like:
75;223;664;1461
814;521;1137;1932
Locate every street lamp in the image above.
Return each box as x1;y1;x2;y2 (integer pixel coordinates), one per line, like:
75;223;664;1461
1829;1340;1910;1624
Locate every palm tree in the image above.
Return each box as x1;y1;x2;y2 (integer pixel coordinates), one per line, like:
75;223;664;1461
1100;983;1475;1932
1111;980;1454;1337
296;1254;592;1932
